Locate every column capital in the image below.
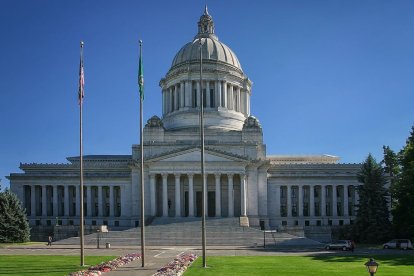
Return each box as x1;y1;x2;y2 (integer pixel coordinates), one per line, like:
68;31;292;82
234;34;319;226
161;173;169;178
174;173;181;178
214;173;221;179
187;173;194;179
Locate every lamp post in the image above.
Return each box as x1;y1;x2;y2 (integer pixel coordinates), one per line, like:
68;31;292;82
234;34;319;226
365;258;379;276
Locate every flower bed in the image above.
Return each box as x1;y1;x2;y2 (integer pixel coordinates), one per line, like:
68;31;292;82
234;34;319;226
153;252;198;276
68;252;141;276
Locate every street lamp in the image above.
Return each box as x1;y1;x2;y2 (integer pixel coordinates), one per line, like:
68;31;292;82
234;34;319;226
365;258;379;276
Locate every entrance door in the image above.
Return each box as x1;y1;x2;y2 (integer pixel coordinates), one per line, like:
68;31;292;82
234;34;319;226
196;192;202;217
208;191;216;217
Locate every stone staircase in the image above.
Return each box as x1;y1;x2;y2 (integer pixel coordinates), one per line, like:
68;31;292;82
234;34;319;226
54;217;322;247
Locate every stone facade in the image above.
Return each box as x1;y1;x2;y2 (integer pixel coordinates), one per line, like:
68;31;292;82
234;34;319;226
8;7;361;230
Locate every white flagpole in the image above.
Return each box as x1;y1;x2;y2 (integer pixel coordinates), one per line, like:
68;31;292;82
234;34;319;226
139;39;146;267
79;41;85;267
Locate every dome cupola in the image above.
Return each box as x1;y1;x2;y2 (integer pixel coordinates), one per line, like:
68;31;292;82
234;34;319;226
160;6;252;131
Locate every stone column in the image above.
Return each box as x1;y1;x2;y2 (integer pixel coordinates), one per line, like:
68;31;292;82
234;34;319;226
162;174;168;217
321;185;326;217
354;185;360;214
165;89;169;113
76;185;80;217
216;81;222;107
286;185;292;217
53;185;58;217
240;174;247;217
64;185;69;217
97;185;103;217
298;185;303;217
206;81;210;108
87;186;92;217
174;84;179;110
30;185;36;217
228;174;234;217
162;90;165;115
175;174;181;217
332;185;337;217
343;185;349;216
247;91;250;115
188;81;193;107
109;186;114;217
42;185;47;217
275;185;281;217
196;81;201;107
214;174;221;217
204;174;208;215
223;81;227;108
180;82;185;108
237;87;241;112
309;185;315;217
228;84;233;110
188;174;194;217
150;174;156;216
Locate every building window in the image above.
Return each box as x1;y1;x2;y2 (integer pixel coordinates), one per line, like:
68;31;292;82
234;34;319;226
305;220;310;226
92;220;96;226
303;203;309;216
69;220;74;225
103;220;108;226
292;204;297;217
114;221;119;227
282;221;287;226
281;205;287;217
315;203;320;216
316;220;321;226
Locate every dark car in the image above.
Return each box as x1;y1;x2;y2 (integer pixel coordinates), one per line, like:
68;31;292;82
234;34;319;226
325;240;352;251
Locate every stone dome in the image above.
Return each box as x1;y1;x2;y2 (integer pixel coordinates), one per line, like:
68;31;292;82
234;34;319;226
170;6;242;71
171;38;242;70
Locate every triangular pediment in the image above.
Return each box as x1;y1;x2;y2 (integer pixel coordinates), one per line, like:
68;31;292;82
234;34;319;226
147;147;247;163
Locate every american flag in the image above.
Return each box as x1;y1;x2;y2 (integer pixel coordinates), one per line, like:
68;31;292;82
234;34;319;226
78;44;85;105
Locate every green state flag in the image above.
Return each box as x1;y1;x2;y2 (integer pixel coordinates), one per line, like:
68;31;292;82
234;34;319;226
138;42;144;100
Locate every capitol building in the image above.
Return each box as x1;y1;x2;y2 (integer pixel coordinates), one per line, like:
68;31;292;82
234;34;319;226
8;7;361;232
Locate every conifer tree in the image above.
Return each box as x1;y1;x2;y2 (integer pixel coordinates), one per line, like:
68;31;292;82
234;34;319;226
0;189;30;243
355;154;391;243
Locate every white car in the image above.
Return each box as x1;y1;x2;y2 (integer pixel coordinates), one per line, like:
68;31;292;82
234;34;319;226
383;239;413;250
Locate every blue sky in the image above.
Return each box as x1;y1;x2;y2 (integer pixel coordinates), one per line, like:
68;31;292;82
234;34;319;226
1;0;414;189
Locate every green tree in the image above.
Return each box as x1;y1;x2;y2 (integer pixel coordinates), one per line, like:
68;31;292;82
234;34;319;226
0;189;30;243
392;125;414;237
354;154;391;243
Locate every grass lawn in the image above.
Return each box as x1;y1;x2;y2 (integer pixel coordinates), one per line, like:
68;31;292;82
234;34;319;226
185;255;414;275
0;255;116;275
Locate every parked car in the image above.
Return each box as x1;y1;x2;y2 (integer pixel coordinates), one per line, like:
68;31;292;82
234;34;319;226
383;239;413;250
325;240;352;251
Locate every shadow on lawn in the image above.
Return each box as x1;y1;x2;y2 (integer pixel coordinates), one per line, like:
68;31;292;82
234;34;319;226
309;255;414;266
